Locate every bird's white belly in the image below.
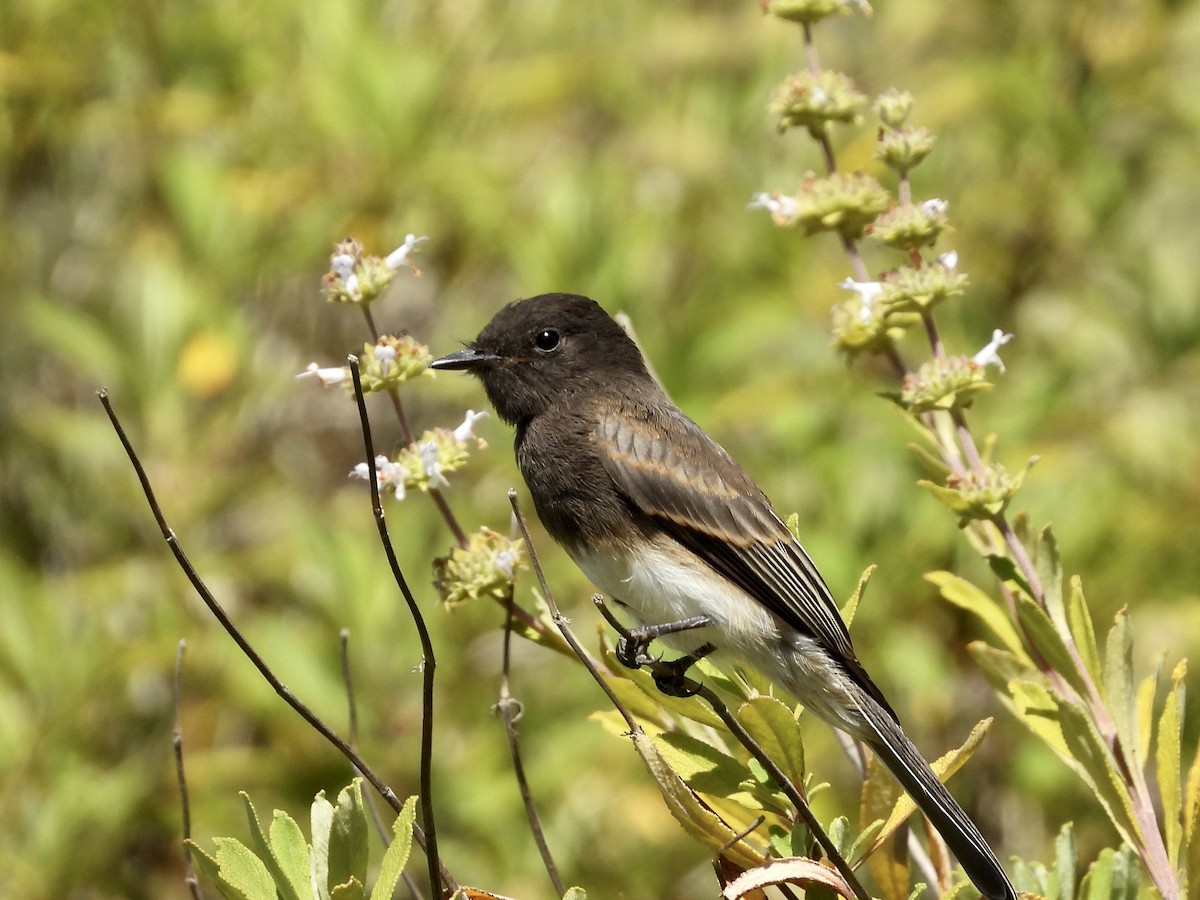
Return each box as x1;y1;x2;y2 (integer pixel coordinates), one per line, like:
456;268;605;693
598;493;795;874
568;533;870;734
568;534;781;658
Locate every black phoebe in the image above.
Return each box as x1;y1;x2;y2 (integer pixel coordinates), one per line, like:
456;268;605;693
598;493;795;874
431;293;1015;900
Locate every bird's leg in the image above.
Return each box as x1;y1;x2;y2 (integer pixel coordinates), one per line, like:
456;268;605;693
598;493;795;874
592;596;714;696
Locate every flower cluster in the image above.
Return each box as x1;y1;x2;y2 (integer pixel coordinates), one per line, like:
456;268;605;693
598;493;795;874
919;461;1034;525
348;411;488;501
295;334;433;392
761;0;872;24
752;172;890;238
869;198;949;250
433;527;525;609
322;235;428;305
770;70;867;135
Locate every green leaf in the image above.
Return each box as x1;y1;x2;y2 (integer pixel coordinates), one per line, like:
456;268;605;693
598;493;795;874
1014;592;1088;697
1184;718;1200;885
631;730;766;870
370;796;418;900
737;696;807;794
1066;576;1102;686
328;779;369;893
269;810;312;900
311;790;335;900
966;641;1039;694
330;877;366;900
238;792;304;900
905;442;950;481
188;840;254;900
1053;822;1077;900
1007;679;1071;760
1157;660;1187;867
1103;608;1137;772
840;564;875;629
925;571;1025;657
599;646;726;730
211;837;277;900
986;554;1035;601
1135;653;1166;771
561;888;588;900
1034;525;1066;632
1056;700;1142;848
655;730;760;803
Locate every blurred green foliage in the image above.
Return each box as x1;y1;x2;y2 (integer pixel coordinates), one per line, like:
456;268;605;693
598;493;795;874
3;0;1200;897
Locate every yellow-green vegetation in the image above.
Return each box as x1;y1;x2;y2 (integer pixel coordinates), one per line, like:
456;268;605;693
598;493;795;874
3;1;1200;898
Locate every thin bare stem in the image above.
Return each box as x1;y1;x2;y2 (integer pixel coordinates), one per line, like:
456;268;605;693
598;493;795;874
348;360;445;899
496;590;566;895
173;640;203;900
507;491;638;732
692;683;870;900
98;389;457;894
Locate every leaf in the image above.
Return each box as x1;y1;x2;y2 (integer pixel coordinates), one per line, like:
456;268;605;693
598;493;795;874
330;877;366;900
862;719;993;860
187;840;254;900
631;731;766;870
655;730;760;803
840;564;876;629
328;779;369;893
311;791;335;900
1134;653;1165;770
268;810;312;900
1014;592;1088;697
561;888;588;900
210;837;277;900
370;796;418;900
1034;526;1067;632
986;555;1035;602
926;571;1026;657
1157;660;1187;867
599;646;726;729
737;696;807;794
238;793;304;900
1066;576;1102;686
966;641;1039;694
905;442;950;481
1103;609;1137;773
1056;700;1142;848
1184;716;1200;879
720;857;856;900
1007;679;1071;761
1053;822;1077;900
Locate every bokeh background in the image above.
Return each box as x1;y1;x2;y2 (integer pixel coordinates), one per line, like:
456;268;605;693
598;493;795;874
4;0;1200;897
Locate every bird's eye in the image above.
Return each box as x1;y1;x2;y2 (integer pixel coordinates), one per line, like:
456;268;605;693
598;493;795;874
534;329;561;352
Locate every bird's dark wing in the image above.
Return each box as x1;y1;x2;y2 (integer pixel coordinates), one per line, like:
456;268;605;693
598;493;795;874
596;402;896;718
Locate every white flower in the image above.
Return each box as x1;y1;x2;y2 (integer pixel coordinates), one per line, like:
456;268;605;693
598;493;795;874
839;278;884;323
452;409;488;445
295;362;348;386
330;253;356;280
494;547;517;579
418;440;450;489
938;250;958;271
747;192;800;220
921;198;949;216
972;329;1015;373
374;341;397;371
385;233;429;271
350;455;407;500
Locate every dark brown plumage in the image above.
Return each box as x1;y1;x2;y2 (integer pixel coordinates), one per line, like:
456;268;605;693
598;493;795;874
432;293;1015;900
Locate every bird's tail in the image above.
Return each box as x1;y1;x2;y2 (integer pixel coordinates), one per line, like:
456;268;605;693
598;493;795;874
855;692;1017;900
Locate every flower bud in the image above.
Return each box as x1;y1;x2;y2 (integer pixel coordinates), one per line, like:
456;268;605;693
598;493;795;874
919;461;1034;525
869;199;949;250
793;171;891;239
874;88;914;127
433;527;526;609
356;335;434;394
875;124;935;173
771;70;868;136
879;258;968;315
898;355;992;414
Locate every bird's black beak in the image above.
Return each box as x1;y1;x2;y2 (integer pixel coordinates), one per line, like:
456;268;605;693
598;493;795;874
429;346;501;371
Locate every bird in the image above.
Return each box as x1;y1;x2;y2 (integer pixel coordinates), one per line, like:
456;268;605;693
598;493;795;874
430;292;1016;900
